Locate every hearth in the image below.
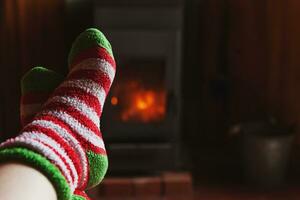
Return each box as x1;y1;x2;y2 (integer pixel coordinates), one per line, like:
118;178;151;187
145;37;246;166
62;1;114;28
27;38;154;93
94;0;183;173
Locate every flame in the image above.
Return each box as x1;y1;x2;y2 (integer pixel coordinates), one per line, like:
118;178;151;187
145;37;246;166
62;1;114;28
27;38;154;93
114;83;165;122
111;80;166;123
135;91;154;110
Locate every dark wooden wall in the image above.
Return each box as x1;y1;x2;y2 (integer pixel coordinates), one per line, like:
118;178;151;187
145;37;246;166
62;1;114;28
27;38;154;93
183;0;300;182
0;0;66;139
0;0;93;139
228;0;300;139
183;0;300;144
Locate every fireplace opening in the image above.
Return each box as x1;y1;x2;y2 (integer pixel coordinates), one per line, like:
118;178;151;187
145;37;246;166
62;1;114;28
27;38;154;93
107;58;167;124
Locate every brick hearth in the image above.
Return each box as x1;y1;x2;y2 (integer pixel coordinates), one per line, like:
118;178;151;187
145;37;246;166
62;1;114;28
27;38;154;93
87;172;193;199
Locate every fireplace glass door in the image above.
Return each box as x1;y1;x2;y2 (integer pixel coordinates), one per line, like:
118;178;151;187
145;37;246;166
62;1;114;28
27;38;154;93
102;57;171;142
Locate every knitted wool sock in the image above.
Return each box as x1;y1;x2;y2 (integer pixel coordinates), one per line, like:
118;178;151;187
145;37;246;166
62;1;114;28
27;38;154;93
20;67;91;200
0;28;115;200
20;67;64;127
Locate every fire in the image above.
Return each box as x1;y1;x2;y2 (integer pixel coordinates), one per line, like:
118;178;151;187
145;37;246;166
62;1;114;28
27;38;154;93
111;81;165;122
121;90;165;122
136;99;148;110
135;91;154;110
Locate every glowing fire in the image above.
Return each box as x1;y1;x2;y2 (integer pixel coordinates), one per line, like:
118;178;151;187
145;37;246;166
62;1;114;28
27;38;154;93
111;82;166;122
136;91;154;110
121;90;165;122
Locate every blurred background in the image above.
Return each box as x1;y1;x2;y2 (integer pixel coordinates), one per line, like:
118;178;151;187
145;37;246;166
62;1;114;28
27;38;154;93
2;0;300;199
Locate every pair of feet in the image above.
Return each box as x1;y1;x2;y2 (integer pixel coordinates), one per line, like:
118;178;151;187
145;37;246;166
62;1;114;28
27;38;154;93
0;28;116;200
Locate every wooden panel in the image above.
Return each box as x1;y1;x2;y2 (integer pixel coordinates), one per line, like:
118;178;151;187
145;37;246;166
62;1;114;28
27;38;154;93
265;0;286;120
227;0;269;122
185;0;300;179
227;0;300;140
281;0;300;141
17;0;66;74
0;0;66;139
0;0;22;139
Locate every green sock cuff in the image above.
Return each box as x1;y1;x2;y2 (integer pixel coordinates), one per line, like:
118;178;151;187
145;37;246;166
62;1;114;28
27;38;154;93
72;195;87;200
68;28;114;66
0;147;71;200
86;151;108;189
21;66;64;93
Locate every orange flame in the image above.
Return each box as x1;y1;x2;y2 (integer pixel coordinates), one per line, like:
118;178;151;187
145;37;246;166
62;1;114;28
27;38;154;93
135;91;154;110
111;80;166;123
119;88;166;123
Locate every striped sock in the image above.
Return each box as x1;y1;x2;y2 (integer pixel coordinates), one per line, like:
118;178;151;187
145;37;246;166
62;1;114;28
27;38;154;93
0;28;115;200
20;67;91;200
20;67;64;127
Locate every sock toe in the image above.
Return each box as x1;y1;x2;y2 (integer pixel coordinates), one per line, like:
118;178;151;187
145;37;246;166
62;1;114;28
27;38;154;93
21;66;64;93
68;28;114;68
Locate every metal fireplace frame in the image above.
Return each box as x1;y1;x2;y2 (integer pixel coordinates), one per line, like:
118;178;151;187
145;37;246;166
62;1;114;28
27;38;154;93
94;0;183;173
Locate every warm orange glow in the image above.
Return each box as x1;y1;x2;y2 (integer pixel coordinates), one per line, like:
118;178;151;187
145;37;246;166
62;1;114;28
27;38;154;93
118;84;166;122
111;96;118;106
136;99;147;110
135;91;155;111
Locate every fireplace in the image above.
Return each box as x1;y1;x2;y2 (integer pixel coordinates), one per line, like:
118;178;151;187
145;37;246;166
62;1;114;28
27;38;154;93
94;0;183;173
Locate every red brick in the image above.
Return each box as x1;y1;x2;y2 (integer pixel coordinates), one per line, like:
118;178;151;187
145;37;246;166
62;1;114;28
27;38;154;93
102;177;134;197
162;172;193;197
133;176;162;197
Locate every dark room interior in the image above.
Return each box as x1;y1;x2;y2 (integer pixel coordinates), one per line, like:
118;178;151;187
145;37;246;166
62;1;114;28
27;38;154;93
1;0;300;199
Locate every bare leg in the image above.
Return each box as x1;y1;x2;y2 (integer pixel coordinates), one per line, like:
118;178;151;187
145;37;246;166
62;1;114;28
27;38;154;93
0;162;57;200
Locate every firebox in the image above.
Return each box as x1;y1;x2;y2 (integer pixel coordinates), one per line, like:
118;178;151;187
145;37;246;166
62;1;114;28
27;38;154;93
94;0;183;173
104;58;167;138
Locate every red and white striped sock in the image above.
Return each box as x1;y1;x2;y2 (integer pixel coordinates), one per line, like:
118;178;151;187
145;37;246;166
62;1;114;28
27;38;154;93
0;28;115;200
20;67;93;200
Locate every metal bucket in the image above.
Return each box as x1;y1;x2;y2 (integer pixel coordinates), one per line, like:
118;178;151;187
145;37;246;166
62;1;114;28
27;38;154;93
242;122;294;189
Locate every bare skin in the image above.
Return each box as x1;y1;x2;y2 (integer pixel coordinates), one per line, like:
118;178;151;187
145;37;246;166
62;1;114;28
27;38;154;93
0;162;57;200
